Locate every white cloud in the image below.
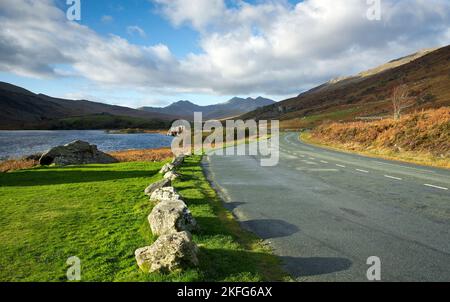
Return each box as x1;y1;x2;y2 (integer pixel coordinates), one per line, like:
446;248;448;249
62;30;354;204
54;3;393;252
153;0;225;30
101;15;114;23
127;25;147;37
0;0;449;100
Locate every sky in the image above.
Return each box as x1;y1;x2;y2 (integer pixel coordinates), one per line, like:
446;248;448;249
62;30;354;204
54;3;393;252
0;0;449;108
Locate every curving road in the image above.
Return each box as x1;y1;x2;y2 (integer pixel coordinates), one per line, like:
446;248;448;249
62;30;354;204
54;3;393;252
203;132;450;281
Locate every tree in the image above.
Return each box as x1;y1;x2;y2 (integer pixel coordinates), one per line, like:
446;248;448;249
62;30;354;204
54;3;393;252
392;85;411;120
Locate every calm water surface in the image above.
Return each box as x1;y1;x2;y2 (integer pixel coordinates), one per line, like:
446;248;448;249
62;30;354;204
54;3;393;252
0;130;173;160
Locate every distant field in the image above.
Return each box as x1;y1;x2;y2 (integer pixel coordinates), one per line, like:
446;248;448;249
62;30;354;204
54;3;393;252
0;157;286;281
44;114;171;131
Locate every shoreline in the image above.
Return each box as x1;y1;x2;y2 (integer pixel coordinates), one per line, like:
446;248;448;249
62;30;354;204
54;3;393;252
0;129;173;163
0;147;174;173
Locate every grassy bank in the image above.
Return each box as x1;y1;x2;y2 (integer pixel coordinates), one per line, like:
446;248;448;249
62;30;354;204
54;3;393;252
303;108;450;169
0;148;174;173
0;156;287;281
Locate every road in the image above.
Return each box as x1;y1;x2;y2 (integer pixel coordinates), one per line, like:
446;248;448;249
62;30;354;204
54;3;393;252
203;132;450;281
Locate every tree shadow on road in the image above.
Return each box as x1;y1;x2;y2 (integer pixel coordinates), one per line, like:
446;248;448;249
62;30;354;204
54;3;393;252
223;201;246;211
281;256;352;278
241;219;300;239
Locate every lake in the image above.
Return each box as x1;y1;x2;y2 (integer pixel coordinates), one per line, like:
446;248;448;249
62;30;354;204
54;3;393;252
0;130;174;160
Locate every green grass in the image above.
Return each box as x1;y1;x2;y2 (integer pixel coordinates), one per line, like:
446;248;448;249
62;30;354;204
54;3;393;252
280;107;361;129
0;157;288;282
45;113;170;130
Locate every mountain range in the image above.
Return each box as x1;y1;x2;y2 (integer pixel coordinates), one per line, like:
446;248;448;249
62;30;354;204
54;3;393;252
240;45;450;129
0;82;177;130
139;97;275;120
1;45;448;130
0;82;275;130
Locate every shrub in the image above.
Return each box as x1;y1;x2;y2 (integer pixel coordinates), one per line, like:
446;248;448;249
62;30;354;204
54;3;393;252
0;159;38;173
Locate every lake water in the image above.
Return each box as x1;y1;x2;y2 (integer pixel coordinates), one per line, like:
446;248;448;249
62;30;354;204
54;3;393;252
0;130;174;160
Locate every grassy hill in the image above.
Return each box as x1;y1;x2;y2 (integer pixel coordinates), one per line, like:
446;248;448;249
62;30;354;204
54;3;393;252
240;45;450;129
42;113;172;130
0;82;175;130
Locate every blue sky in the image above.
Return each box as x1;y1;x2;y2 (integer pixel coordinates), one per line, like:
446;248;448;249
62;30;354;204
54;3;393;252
1;0;449;108
76;0;202;57
1;0;212;106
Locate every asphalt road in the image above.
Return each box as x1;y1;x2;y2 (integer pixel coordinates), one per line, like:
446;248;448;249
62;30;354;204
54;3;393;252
203;132;450;281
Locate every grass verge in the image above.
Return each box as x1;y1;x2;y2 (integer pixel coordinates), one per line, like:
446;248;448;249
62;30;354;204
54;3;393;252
0;156;288;281
301;132;450;170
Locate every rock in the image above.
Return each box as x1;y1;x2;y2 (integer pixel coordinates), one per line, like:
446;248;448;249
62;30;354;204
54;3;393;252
150;187;181;203
171;156;185;168
135;231;199;273
164;171;180;181
144;178;171;196
159;163;174;174
148;199;197;236
23;153;43;161
39;140;118;166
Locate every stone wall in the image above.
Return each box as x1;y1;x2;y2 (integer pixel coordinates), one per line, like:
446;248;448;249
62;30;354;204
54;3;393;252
135;155;200;273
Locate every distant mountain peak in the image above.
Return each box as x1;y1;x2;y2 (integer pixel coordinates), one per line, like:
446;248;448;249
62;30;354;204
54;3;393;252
140;96;276;119
226;97;245;103
174;100;195;105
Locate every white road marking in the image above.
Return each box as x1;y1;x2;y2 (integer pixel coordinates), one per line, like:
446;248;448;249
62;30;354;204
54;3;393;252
296;168;339;172
356;169;369;173
320;160;329;164
305;161;318;165
384;175;403;181
373;161;436;174
424;184;449;191
336;164;346;168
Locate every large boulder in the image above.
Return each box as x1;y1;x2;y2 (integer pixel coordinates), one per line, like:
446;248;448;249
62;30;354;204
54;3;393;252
39;140;117;166
144;178;171;197
135;231;199;273
148;199;197;236
150;187;181;203
23;153;43;161
159;163;174;174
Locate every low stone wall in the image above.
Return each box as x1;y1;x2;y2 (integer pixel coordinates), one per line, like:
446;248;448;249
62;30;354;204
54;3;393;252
135;155;200;274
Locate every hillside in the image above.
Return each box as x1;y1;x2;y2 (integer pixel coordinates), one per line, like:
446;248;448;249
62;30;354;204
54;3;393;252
240;45;450;129
0;82;176;130
306;108;450;168
140;96;275;120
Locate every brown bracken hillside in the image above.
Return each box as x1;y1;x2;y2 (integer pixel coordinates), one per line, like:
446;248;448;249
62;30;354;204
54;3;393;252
308;107;450;168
